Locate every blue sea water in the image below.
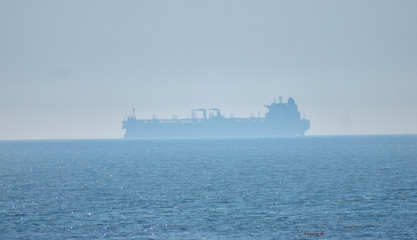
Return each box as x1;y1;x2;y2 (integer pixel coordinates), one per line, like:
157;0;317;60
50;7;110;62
1;136;417;239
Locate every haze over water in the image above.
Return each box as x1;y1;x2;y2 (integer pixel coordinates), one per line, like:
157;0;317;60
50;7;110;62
1;0;417;140
1;1;417;239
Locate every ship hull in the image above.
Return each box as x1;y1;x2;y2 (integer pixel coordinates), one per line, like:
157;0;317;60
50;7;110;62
123;118;310;139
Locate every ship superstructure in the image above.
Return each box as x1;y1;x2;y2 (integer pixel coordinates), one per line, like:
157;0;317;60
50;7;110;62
122;97;310;138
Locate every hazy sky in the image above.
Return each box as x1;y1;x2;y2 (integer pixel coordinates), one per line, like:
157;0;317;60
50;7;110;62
1;0;417;140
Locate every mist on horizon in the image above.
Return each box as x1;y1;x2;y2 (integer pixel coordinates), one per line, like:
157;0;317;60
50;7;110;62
1;0;417;140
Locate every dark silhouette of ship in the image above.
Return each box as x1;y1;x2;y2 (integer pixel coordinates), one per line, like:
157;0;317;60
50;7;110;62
122;97;310;138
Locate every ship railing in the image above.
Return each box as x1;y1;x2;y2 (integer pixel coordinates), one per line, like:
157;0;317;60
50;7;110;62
137;119;194;124
135;117;266;124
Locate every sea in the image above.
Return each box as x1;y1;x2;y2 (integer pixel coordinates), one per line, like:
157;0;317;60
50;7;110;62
1;135;416;239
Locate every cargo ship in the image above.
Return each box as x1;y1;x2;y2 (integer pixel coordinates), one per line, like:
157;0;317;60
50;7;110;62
122;97;310;138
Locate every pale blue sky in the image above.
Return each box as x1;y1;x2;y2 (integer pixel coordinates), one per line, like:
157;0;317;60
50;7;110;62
1;0;417;139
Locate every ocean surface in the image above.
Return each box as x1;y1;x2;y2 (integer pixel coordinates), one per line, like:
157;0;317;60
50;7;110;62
1;135;417;239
